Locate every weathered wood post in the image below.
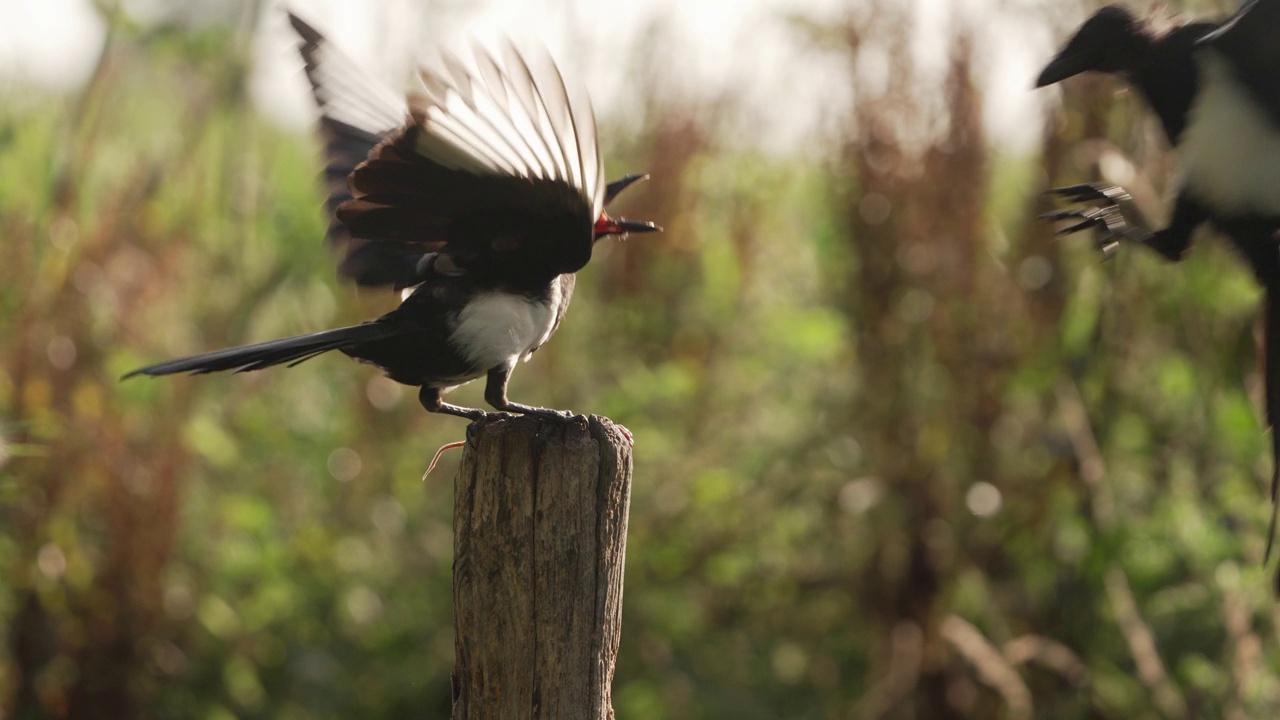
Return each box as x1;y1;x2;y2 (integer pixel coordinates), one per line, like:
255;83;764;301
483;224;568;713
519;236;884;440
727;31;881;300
451;414;633;719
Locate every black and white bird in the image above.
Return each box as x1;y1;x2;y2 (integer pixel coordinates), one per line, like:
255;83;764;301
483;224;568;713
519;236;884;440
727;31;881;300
1037;0;1280;556
124;15;659;421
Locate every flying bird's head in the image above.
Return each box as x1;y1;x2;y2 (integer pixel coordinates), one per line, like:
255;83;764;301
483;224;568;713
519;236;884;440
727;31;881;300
1036;5;1152;87
593;173;662;241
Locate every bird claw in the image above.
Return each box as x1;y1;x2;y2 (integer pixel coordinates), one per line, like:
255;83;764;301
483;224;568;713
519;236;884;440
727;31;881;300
479;405;576;422
517;407;576;421
1045;182;1133;205
1041;183;1140;257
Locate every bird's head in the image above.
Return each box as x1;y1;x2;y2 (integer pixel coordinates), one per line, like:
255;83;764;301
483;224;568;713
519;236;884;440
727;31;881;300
1036;5;1152;87
593;174;661;241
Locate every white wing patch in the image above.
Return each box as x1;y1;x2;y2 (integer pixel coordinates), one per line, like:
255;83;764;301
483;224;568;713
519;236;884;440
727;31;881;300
1179;50;1280;217
410;39;605;215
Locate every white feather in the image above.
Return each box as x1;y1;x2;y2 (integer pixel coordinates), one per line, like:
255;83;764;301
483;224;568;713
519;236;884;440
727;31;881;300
299;22;405;136
502;43;569;183
448;284;564;372
409;38;604;212
1178;50;1280;216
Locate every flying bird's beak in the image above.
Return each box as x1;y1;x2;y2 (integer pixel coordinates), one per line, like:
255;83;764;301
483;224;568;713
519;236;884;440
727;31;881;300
1035;51;1088;87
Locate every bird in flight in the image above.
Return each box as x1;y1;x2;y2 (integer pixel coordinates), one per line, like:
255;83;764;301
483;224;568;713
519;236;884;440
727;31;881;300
125;13;660;423
1038;0;1280;562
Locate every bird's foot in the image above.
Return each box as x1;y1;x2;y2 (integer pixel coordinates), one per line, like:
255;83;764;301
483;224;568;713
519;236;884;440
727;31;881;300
1045;183;1131;206
503;404;575;421
1040;183;1148;258
461;408;576;440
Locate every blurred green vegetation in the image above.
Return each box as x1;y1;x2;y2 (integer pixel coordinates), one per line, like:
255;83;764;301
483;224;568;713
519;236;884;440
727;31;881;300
4;2;1280;719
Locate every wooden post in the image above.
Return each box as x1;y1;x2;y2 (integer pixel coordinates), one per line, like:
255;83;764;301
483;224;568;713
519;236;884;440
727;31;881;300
451;414;632;720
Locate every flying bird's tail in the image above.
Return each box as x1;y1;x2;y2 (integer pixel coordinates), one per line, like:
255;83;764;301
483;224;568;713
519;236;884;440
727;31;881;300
122;323;399;379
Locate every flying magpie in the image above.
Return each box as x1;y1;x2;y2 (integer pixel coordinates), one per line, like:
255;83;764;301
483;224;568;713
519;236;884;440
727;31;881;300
124;14;659;422
1037;0;1280;558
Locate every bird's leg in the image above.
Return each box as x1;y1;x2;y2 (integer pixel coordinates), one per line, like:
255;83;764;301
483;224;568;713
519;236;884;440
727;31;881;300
419;385;487;420
1146;196;1205;261
484;364;573;420
1041;183;1202;262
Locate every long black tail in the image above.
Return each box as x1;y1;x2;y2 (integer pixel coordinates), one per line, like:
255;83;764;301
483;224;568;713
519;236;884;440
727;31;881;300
122;323;398;379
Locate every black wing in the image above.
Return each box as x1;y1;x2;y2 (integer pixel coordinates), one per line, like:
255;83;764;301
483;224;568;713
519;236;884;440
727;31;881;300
289;13;435;288
1200;0;1280;124
337;39;605;280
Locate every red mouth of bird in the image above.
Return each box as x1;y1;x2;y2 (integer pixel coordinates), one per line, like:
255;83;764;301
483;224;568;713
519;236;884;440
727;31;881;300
594;214;660;237
594;215;623;236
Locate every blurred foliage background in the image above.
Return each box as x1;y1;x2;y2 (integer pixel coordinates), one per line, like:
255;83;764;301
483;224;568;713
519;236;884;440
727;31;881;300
4;0;1280;718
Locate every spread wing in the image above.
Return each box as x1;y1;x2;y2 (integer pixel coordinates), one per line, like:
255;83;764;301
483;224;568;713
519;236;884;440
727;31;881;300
337;38;606;281
289;16;605;287
288;13;431;288
1200;0;1280;124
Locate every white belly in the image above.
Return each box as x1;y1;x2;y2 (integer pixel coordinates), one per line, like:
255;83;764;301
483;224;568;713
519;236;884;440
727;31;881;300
449;286;560;371
1177;51;1280;217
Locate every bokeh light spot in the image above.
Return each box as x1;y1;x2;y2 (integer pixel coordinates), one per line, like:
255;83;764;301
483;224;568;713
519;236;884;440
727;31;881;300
47;336;76;370
839;477;882;515
37;543;66;580
327;447;362;482
365;375;404;410
966;482;1002;517
1017;255;1053;290
345;585;383;625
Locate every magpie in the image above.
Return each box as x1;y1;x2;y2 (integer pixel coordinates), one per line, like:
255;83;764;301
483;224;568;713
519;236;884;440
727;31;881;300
1036;0;1280;559
123;14;659;422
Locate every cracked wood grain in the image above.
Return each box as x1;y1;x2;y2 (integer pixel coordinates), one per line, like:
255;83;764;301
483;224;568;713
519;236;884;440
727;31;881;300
451;414;632;720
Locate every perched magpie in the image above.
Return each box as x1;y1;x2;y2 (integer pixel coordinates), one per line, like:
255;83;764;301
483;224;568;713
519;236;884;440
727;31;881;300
124;15;659;421
1037;0;1280;557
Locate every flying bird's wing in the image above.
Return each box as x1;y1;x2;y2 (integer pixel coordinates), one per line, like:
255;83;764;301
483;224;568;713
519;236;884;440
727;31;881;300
1200;0;1280;124
336;38;606;280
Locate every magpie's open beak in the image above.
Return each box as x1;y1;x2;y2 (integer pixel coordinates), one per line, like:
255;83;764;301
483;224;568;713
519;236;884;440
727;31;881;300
605;174;650;204
1036;51;1088;87
595;216;662;237
598;174;659;237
